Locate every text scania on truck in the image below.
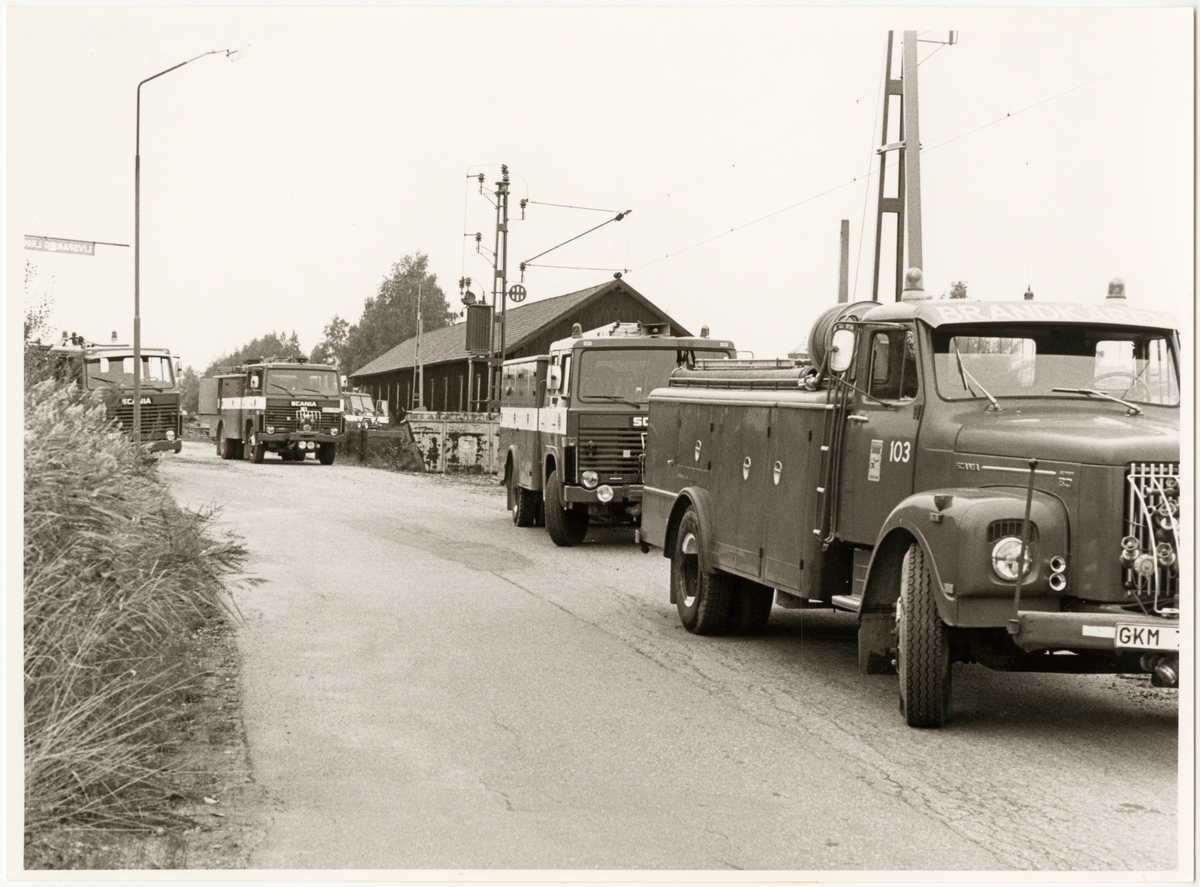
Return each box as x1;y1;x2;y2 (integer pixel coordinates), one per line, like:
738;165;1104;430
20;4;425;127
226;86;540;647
44;332;184;453
214;357;344;464
501;321;736;546
641;275;1181;727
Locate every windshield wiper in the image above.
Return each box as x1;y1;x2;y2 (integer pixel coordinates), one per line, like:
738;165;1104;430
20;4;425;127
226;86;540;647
587;394;642;407
952;342;1001;411
1051;387;1144;416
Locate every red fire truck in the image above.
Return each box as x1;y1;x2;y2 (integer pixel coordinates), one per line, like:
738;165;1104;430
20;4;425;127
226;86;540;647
501;321;736;546
44;332;184;453
641;277;1181;727
214;357;344;464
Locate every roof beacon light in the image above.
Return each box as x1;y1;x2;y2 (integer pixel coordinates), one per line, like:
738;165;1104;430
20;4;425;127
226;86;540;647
901;267;930;302
1107;277;1126;300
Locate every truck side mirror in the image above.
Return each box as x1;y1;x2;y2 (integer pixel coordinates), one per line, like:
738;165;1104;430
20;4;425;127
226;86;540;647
548;365;562;392
829;329;855;374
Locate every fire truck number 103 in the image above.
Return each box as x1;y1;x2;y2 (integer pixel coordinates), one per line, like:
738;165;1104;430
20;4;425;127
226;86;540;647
889;440;912;463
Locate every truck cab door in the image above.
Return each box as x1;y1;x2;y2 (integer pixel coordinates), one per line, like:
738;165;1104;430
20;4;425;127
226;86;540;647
836;326;923;546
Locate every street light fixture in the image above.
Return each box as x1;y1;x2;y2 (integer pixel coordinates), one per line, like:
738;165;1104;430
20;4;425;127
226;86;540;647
133;49;239;442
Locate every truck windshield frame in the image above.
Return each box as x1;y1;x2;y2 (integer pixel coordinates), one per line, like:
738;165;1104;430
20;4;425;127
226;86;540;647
265;367;341;396
84;354;175;390
577;347;732;404
931;324;1179;407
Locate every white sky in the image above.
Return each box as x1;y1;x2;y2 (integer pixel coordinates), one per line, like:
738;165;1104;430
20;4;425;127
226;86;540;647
7;6;1195;371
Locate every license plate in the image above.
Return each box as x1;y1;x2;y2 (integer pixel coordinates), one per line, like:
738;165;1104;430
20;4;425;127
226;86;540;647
1115;623;1180;651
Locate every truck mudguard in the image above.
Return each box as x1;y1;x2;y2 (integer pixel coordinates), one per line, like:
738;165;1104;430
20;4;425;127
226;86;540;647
663;487;718;603
865;487;1070;627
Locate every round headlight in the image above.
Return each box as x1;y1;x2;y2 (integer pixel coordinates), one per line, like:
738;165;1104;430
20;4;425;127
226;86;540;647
302;423;312;432
581;470;599;489
596;484;614;503
266;426;275;434
165;430;176;441
991;537;1032;581
330;428;338;436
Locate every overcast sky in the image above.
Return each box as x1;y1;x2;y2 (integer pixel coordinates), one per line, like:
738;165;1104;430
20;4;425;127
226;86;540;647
8;6;1194;372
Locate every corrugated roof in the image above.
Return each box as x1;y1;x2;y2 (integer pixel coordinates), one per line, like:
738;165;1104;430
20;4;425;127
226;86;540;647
351;280;680;378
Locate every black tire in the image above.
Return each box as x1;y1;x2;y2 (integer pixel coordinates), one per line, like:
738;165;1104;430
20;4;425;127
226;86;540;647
219;426;241;461
510;470;537;527
216;426;225;458
897;542;952;728
728;578;774;634
544;469;588;546
671;507;733;634
318;443;336;465
244;429;265;464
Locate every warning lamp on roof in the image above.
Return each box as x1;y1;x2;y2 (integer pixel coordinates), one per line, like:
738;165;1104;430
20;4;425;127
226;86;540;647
900;267;930;302
1107;277;1126;300
572;323;583;338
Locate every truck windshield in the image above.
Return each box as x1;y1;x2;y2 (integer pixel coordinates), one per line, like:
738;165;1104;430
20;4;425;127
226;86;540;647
932;325;1179;406
84;354;175;390
577;348;731;404
266;368;340;396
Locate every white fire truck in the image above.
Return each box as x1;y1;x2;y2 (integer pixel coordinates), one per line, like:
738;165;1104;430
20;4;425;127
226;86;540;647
214;357;344;464
500;321;736;546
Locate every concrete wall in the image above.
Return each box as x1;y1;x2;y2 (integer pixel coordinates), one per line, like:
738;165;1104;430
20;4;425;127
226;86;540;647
406;411;499;474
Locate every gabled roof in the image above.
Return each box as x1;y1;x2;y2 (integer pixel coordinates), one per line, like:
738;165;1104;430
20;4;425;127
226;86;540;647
351;279;686;378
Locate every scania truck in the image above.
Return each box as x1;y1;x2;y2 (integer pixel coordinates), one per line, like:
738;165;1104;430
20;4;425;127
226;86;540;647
641;274;1181;727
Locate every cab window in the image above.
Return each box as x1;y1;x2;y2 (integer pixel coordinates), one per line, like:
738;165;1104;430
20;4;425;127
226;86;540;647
866;329;919;401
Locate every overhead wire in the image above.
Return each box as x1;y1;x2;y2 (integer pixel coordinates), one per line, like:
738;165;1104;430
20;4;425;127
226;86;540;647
630;44;1173;276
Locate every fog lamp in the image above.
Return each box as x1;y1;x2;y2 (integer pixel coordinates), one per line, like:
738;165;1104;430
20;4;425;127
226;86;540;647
991;537;1032;581
596;485;614;503
582;470;600;489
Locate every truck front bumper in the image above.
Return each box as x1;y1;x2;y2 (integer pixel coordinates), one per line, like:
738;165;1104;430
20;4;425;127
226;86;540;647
261;432;341;445
563;484;643;505
1010;608;1180;654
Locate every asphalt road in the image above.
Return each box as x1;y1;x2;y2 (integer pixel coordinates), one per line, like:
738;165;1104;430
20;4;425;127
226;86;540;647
160;441;1182;874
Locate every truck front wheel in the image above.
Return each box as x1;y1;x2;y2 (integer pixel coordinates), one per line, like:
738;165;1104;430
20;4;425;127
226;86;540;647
672;507;732;635
897;542;952;728
319;443;336;465
246;430;265;464
544;469;588;546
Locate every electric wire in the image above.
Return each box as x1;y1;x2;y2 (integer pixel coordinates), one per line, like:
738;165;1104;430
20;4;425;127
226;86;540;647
527;200;617;213
630;45;1172;276
853;42;889;302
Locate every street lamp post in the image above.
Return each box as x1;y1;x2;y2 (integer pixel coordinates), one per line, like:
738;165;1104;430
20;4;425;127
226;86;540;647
134;49;236;441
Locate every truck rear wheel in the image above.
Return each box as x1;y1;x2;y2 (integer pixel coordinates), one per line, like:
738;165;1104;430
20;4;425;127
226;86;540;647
897;542;952;728
544;469;588;546
672;507;732;634
318;443;336;465
729;578;774;634
510;471;537;527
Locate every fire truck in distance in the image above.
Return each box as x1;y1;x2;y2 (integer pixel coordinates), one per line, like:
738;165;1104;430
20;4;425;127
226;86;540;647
501;321;736;546
214;357;344;464
641;273;1181;727
44;332;183;453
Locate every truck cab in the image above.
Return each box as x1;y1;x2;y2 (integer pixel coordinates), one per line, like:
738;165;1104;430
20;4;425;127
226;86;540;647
501;321;736;546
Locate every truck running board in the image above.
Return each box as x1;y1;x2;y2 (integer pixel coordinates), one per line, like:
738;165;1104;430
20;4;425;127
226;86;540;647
831;594;863;613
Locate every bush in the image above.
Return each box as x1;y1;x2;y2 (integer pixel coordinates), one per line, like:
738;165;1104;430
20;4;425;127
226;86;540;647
24;379;246;831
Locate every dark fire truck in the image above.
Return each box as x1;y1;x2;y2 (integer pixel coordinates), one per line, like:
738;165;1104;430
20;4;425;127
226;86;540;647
501;321;736;546
641;277;1181;727
45;332;183;453
214;357;344;464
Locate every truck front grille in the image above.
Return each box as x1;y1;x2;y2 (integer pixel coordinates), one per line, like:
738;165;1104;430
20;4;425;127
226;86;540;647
112;402;179;437
577;427;645;482
264;408;339;433
1124;462;1180;611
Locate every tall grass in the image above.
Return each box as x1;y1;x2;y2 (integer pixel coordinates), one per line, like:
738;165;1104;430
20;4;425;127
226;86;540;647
24;378;246;831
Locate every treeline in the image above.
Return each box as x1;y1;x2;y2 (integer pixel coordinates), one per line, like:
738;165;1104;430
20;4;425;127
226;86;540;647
182;252;456;411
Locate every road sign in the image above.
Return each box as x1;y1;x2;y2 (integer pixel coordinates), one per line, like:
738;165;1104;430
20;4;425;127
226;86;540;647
508;284;527;303
25;235;96;256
